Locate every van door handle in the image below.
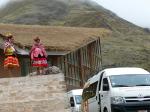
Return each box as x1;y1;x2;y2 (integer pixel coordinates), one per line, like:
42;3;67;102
101;95;103;97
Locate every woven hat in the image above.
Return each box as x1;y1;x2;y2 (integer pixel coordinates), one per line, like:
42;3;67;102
5;33;13;37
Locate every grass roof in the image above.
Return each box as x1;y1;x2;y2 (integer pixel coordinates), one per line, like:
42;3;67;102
0;24;110;51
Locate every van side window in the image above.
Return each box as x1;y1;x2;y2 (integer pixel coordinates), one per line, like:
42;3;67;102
82;88;88;101
90;81;98;97
82;81;98;101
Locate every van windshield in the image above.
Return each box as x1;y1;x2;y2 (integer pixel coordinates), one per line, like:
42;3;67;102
109;74;150;87
75;95;82;104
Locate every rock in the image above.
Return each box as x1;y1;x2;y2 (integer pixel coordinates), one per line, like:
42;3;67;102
28;72;37;76
44;66;62;75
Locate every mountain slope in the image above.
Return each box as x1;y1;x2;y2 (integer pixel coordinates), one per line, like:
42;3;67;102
0;0;69;25
0;0;150;70
0;0;146;34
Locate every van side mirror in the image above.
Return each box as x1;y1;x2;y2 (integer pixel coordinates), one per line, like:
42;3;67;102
70;101;75;107
70;97;75;107
103;83;109;91
103;78;109;91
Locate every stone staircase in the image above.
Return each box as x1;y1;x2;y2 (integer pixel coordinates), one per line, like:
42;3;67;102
0;73;70;112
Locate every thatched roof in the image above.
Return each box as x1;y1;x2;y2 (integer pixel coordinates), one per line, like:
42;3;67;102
0;24;110;51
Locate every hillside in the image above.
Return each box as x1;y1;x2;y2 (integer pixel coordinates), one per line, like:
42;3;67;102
0;0;150;70
0;0;146;34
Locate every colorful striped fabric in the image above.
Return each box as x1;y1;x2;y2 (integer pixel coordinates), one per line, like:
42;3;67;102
4;56;20;68
32;57;48;67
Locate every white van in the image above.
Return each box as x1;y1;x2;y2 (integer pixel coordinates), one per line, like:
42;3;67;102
67;89;83;112
82;67;150;112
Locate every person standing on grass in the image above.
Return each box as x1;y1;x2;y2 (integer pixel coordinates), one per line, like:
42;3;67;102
30;37;48;75
3;33;20;77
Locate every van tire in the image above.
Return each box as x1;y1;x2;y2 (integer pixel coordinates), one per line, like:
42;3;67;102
103;108;108;112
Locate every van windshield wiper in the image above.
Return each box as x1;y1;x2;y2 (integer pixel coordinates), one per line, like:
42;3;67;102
135;84;150;86
113;84;129;87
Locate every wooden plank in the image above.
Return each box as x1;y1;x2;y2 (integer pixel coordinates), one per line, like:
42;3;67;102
78;50;84;87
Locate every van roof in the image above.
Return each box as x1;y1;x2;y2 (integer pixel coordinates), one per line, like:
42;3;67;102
84;67;149;87
103;67;149;76
67;89;83;95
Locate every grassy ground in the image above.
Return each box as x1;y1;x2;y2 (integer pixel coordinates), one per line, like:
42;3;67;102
101;33;150;71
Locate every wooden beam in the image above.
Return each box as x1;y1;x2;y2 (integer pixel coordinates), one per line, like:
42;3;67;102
78;50;84;87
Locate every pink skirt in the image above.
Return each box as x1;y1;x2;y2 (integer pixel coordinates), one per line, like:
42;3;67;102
32;57;48;67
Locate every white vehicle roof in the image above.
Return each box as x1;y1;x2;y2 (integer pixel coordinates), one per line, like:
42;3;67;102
67;89;83;95
83;67;149;88
103;67;149;76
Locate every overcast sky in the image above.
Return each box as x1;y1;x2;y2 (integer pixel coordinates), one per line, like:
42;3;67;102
0;0;10;8
92;0;150;28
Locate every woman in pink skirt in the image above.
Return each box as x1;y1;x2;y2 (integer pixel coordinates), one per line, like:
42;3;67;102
30;37;48;75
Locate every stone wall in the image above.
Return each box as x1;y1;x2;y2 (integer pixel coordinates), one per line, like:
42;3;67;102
0;74;70;112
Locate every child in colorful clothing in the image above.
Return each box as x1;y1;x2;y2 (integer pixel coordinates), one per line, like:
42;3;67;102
3;33;20;77
30;37;48;75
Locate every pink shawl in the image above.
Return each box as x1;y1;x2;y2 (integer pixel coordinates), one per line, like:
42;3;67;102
30;43;47;60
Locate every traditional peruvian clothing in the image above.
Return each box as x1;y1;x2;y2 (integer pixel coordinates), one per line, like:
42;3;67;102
4;40;19;68
30;43;48;67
